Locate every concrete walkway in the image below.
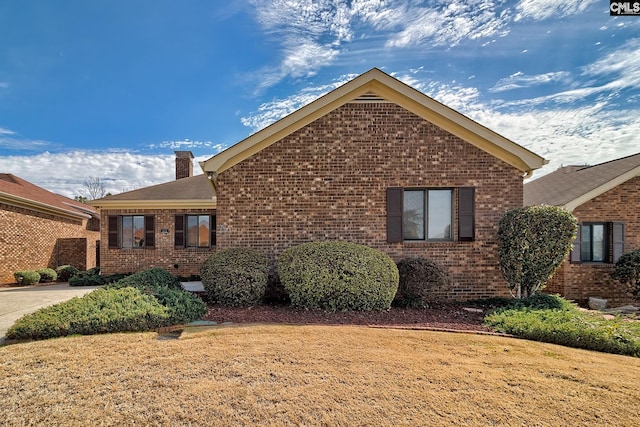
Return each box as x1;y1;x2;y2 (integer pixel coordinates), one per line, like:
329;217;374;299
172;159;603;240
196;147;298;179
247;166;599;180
0;283;101;344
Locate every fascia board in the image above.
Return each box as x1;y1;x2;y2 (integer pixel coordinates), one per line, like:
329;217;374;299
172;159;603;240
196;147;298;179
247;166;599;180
89;199;216;210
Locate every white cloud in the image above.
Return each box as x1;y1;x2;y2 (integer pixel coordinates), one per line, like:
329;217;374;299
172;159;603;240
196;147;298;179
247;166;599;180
0;127;51;151
147;139;226;153
514;0;597;21
489;70;571;92
0;151;212;199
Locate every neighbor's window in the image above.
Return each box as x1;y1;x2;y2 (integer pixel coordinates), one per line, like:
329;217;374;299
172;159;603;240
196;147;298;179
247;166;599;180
186;215;210;248
402;189;452;241
580;223;606;262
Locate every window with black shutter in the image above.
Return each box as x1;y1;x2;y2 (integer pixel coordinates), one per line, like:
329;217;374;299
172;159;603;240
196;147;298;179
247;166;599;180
108;215;155;249
570;222;624;263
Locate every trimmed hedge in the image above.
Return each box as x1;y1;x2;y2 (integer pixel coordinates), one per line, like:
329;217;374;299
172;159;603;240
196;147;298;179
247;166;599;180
6;287;170;340
56;265;80;282
498;205;577;298
484;295;640;357
14;270;40;286
278;241;399;311
36;268;58;283
200;248;270;306
395;257;451;307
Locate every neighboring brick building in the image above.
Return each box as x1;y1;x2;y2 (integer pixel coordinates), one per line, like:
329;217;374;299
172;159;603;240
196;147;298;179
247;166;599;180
525;153;640;306
0;174;100;285
198;68;547;300
92;151;217;278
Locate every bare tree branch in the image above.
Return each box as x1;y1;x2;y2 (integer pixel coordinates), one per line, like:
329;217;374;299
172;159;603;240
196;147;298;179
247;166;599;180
83;176;107;200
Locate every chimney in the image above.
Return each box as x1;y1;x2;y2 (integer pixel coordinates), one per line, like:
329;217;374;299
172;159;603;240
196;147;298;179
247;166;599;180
175;151;194;180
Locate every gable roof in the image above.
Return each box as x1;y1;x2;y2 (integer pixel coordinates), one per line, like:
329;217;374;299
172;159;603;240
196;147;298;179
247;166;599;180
201;68;547;178
524;152;640;211
91;173;216;209
0;173;97;220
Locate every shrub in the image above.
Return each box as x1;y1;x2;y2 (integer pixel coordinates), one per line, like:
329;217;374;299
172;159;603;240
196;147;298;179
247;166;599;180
106;268;207;324
36;268;57;283
278;241;399;311
484;303;640;357
395;257;451;307
200;248;270;306
56;265;80;281
611;249;640;300
498;205;577;298
13;270;41;286
6;287;171;340
69;271;105;287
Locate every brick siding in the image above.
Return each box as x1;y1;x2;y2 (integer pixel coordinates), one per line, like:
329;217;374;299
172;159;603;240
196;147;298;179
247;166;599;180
215;102;525;301
0;203;100;284
98;208;215;278
547;175;640;306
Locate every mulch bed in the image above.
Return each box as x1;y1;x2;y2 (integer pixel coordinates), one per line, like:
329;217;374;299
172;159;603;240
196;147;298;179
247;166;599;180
203;302;490;332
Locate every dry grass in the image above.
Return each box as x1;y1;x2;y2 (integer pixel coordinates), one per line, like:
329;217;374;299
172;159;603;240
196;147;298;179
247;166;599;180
1;325;640;426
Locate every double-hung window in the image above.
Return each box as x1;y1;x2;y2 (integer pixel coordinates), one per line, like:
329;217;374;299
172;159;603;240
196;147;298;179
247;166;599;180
387;187;474;242
108;215;155;249
175;214;216;248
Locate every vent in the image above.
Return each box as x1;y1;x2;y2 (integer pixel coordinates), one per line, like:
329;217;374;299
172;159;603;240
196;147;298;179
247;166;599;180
351;92;388;103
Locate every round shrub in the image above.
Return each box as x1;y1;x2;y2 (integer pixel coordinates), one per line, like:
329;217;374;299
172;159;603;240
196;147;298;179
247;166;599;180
395;257;451;307
36;268;58;283
14;270;41;286
611;249;640;300
56;265;80;281
200;248;270;306
278;241;399;312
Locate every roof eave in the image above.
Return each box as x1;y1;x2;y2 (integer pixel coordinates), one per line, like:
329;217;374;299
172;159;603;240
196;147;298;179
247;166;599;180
0;192;92;220
90;199;217;210
563;165;640;212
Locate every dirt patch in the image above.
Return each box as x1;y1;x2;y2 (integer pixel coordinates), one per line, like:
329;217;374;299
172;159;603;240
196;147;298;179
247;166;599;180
203;302;490;332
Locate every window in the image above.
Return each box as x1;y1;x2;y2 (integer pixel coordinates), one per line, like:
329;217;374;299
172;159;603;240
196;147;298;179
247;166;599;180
571;222;625;264
403;189;452;240
387;187;474;243
108;215;155;249
175;214;216;248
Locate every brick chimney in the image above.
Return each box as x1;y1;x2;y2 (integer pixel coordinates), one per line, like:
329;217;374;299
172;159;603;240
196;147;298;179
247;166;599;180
175;151;194;180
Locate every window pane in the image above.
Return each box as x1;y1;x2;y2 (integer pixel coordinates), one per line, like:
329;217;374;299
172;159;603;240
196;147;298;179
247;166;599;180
199;216;210;247
133;216;145;247
428;190;452;239
187;215;199;247
122;216;133;249
580;225;591;261
592;224;604;262
403;191;424;240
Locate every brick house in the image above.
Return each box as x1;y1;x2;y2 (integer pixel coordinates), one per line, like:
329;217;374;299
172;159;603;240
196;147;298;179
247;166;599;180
0;174;100;284
196;68;547;300
91;151;216;278
525;153;640;306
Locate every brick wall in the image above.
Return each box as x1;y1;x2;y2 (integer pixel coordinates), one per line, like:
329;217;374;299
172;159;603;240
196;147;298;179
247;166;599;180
215;102;525;301
549;176;640;306
0;203;100;284
99;208;215;278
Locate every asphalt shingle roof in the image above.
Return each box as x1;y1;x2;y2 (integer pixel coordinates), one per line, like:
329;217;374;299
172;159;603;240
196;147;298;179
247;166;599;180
95;173;214;201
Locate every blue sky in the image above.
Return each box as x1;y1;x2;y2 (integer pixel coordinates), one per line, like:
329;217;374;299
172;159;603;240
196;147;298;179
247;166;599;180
1;1;639;198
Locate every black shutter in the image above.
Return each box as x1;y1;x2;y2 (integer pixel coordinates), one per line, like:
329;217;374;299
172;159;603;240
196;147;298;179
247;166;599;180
611;222;625;263
144;215;155;248
175;215;185;248
570;224;582;264
386;188;403;243
458;187;475;242
108;216;119;249
210;214;217;247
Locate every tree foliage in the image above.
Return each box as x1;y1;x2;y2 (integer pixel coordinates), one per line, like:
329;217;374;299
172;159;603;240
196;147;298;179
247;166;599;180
497;205;577;298
611;249;640;300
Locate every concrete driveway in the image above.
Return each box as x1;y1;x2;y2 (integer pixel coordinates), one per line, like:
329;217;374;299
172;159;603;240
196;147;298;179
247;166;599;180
0;283;101;344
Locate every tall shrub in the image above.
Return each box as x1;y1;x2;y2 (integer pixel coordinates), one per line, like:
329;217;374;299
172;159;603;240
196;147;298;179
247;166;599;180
278;241;399;311
497;205;577;298
611;249;640;300
200;248;270;306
